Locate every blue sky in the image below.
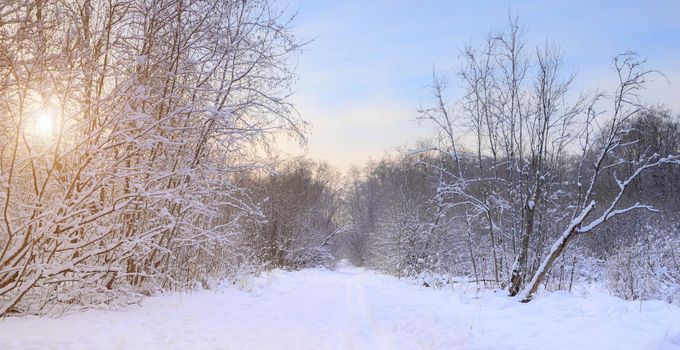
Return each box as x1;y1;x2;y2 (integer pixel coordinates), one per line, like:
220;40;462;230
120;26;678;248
280;0;680;171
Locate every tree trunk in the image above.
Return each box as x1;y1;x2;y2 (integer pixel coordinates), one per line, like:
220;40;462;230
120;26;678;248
520;230;575;302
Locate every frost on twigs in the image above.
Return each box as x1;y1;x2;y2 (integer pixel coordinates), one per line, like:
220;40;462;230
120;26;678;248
0;0;304;317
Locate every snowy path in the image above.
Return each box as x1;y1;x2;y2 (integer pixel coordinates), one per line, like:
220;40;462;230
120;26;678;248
1;263;680;349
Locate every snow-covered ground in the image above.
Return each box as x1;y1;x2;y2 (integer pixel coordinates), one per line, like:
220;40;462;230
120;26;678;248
1;263;680;349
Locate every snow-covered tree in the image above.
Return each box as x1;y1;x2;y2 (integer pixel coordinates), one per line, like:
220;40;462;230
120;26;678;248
417;17;680;301
0;0;304;316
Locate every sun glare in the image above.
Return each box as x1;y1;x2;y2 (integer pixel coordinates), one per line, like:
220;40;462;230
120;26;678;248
33;108;55;141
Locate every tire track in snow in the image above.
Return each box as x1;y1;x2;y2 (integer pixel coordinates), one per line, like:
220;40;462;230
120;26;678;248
343;269;395;350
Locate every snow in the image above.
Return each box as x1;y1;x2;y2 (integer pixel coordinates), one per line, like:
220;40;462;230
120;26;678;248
1;263;680;350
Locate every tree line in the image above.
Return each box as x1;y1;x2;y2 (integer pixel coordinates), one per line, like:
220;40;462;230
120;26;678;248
251;18;680;304
339;18;680;302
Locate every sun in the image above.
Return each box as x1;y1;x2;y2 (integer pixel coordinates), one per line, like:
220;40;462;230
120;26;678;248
31;107;57;142
36;111;53;135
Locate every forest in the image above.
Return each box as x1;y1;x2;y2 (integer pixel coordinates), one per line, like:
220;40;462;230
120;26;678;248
0;0;679;334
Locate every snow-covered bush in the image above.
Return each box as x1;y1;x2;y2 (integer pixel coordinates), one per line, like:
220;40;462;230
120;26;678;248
606;233;680;303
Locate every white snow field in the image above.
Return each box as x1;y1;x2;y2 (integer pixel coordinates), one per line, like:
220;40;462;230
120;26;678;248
1;263;680;350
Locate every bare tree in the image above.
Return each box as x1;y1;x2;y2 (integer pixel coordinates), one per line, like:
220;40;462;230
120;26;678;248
519;53;680;301
417;16;679;301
